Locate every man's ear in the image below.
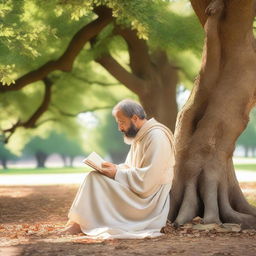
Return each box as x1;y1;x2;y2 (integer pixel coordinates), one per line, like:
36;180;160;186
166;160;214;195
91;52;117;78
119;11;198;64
131;114;138;123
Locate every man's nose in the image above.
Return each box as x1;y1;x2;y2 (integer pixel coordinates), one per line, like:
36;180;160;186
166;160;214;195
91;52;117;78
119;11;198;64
118;124;124;132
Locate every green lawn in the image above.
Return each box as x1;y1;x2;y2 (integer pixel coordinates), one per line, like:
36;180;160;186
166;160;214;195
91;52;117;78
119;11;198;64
0;163;256;175
0;167;90;175
234;164;256;171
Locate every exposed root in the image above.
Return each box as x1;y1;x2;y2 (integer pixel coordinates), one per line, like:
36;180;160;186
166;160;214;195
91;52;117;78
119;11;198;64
173;179;199;227
199;172;221;224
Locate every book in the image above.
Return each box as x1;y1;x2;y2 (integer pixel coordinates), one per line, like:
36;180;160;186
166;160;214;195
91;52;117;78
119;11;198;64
83;152;105;172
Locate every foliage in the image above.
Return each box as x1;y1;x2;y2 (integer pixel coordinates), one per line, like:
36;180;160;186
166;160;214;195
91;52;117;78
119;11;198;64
0;0;59;82
0;0;203;147
23;131;85;158
83;109;130;163
0;141;16;167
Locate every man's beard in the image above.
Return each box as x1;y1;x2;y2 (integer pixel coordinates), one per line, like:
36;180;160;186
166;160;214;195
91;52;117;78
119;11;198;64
124;122;138;138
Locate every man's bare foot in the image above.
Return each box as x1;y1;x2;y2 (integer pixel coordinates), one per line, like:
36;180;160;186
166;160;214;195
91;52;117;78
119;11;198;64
58;222;83;235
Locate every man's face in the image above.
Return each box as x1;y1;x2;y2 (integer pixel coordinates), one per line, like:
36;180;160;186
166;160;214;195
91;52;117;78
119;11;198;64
115;110;139;138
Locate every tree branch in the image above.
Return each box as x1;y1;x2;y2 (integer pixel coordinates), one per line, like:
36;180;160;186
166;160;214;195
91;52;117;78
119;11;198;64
96;54;145;95
114;26;152;77
71;73;120;86
190;0;212;27
35;118;58;127
52;104;114;117
2;77;53;143
0;6;113;92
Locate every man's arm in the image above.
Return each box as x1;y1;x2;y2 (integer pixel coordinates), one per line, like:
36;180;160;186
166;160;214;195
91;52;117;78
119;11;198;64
114;129;174;197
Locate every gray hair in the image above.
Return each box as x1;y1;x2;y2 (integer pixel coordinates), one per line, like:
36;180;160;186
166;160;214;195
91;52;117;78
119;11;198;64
112;99;147;119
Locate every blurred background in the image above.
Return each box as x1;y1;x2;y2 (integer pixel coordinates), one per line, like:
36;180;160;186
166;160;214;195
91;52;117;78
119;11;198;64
0;0;255;175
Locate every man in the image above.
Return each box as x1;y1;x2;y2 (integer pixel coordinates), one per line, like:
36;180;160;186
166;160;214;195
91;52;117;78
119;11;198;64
62;99;175;239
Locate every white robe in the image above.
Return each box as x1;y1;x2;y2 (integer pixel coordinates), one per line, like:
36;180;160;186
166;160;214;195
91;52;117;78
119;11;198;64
68;118;175;239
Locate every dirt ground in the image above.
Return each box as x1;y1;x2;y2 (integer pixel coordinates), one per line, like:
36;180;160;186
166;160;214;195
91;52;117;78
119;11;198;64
0;183;256;256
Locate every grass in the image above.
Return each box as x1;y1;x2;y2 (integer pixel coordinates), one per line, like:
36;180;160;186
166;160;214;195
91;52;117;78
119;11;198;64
0;167;90;175
234;164;256;171
0;163;256;176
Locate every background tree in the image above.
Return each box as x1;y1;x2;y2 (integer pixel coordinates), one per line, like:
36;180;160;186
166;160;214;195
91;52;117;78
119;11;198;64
46;132;86;167
237;109;256;157
169;0;256;229
23;131;85;168
0;142;16;169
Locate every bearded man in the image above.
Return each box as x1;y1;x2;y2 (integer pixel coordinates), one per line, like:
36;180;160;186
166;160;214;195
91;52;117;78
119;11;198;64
62;99;175;239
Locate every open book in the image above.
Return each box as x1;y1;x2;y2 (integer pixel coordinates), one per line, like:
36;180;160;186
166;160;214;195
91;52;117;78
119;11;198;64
83;152;105;172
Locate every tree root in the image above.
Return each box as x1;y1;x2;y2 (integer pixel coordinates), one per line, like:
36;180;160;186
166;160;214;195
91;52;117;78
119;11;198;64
169;165;256;229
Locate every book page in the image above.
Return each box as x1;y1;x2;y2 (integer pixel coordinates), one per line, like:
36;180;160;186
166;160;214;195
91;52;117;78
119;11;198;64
83;152;105;172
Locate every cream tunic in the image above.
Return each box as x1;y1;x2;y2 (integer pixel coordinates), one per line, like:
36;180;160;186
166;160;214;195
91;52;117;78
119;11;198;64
68;118;175;239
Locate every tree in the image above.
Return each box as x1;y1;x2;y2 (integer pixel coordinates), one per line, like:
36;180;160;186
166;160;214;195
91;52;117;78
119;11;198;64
46;132;86;167
91;2;202;130
94;29;180;131
169;0;256;229
0;142;16;169
23;131;85;168
0;0;202;141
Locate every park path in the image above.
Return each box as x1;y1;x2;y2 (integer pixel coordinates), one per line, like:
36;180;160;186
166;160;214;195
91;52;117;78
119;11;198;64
0;170;256;186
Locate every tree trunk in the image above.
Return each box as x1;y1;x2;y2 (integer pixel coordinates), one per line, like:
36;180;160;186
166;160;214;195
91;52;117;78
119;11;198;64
169;0;256;229
60;154;68;167
35;152;47;168
138;51;178;131
69;156;74;167
1;159;8;169
245;147;249;157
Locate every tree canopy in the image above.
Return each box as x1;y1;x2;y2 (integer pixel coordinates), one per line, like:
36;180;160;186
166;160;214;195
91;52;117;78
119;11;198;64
0;0;203;148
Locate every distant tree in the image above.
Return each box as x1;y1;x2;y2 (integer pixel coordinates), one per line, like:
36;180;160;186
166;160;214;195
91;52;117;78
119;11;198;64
237;109;256;157
0;142;16;169
23;131;85;168
46;132;86;167
23;137;50;168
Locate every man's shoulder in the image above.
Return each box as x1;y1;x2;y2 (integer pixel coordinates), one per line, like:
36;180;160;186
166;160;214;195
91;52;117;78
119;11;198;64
144;127;168;141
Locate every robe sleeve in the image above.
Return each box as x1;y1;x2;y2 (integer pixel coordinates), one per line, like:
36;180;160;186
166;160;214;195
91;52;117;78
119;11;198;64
114;129;173;197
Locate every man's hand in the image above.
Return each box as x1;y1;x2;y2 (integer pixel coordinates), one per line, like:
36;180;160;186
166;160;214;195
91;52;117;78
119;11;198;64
101;162;117;179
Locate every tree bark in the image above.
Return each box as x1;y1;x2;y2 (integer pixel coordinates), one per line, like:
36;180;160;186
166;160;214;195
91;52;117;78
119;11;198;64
138;51;178;131
169;0;256;229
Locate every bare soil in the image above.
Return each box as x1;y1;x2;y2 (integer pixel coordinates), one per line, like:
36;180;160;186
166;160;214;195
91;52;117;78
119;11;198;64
0;183;256;256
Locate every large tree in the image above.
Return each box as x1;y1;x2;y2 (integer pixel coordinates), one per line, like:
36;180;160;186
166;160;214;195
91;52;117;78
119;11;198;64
0;0;202;139
169;0;256;228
